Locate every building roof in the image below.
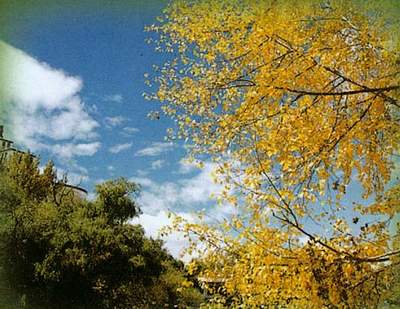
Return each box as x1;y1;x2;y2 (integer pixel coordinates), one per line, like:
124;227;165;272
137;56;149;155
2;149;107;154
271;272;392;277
0;137;14;144
0;148;26;154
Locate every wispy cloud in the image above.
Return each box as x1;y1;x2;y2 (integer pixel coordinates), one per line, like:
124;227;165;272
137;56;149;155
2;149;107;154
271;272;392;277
52;142;101;159
121;126;139;136
151;159;165;170
130;176;155;188
1;41;100;159
109;142;132;154
135;142;175;157
136;169;149;177
178;158;199;174
103;94;123;103
104;116;127;128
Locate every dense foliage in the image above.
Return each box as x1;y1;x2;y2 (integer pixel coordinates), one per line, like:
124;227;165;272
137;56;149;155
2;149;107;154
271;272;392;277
0;153;203;308
147;0;400;307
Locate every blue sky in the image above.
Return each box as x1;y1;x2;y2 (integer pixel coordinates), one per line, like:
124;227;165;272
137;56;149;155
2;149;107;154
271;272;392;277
0;1;234;258
1;1;398;258
1;0;181;183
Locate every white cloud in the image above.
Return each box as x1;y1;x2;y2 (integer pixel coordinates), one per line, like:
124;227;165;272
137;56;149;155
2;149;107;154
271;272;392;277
136;162;224;214
178;158;199;174
66;172;90;185
151;159;165;170
1;41;99;158
104;94;123;103
179;163;221;204
56;167;89;186
135;142;175;157
132;210;196;261
68;161;89;175
131;163;237;260
121;126;140;136
95;178;106;184
87;192;96;201
109;142;132;154
51;142;101;159
104;116;126;128
136;169;149;177
130;176;156;188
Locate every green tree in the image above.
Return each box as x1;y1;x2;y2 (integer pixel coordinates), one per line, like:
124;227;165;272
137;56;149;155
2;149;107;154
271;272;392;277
0;153;202;308
95;178;141;224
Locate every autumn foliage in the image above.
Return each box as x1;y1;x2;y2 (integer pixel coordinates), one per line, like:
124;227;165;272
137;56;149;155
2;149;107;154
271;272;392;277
147;0;400;307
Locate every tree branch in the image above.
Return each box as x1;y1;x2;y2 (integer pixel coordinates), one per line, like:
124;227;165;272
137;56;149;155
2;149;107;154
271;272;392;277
277;85;399;97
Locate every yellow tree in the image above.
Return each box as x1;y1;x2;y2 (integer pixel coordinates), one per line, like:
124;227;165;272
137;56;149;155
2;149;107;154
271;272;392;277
147;0;400;307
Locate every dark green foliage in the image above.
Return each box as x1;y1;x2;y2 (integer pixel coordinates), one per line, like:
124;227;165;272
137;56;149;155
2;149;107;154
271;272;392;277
0;153;203;308
94;178;141;224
